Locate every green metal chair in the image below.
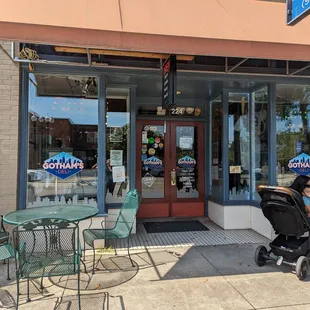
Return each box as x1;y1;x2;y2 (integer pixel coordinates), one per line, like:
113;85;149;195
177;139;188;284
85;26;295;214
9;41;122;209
0;215;14;280
13;218;81;310
83;189;141;274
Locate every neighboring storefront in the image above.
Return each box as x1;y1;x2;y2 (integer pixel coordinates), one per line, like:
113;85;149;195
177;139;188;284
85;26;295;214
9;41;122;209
2;1;310;239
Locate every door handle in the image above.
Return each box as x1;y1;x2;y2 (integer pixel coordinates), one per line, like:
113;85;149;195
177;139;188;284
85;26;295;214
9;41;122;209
171;169;176;186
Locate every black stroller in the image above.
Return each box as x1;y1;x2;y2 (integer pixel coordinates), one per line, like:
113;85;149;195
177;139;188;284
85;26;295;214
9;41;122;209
255;185;310;280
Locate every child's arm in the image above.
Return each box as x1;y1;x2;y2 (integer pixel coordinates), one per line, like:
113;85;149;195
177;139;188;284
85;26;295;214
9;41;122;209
302;197;310;215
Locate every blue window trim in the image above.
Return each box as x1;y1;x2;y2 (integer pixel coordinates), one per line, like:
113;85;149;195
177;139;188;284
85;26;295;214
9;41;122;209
268;83;277;186
129;87;137;190
17;67;29;210
98;74;107;215
222;90;229;202
205;103;210;216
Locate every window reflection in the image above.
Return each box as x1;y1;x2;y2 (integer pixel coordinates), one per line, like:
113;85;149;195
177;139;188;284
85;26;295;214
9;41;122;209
27;74;98;207
276;84;310;186
210;96;223;199
251;87;268;200
105;95;130;204
228;93;250;200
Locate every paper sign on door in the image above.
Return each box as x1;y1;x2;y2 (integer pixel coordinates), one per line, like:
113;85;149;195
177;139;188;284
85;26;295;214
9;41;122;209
112;166;125;182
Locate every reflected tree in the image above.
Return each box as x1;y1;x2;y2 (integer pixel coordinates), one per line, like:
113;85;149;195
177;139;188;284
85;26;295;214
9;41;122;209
277;85;310;167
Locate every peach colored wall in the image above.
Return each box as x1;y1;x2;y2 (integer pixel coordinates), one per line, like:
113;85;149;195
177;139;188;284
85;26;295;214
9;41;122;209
1;0;310;46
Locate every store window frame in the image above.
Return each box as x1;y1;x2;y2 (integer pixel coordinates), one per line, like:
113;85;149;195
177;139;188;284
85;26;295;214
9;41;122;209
105;88;135;209
208;93;224;204
19;65;310;212
208;84;276;208
18;65;136;215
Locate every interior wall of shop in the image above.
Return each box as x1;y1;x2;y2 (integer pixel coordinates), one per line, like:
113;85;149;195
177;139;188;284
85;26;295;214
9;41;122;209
17;64;310;238
0;41;20;223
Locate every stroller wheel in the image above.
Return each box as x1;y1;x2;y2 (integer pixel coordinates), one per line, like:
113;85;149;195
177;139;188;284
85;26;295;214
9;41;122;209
296;256;309;280
254;245;268;266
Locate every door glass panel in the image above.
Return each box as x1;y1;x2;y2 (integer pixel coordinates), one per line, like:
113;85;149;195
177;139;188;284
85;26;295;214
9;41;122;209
141;125;165;198
176;126;199;198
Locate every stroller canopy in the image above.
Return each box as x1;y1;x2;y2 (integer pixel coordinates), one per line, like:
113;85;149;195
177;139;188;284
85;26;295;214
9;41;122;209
257;186;309;237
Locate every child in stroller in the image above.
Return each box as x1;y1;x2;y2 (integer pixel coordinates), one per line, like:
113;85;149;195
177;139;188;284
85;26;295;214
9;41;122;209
255;184;310;280
290;175;310;220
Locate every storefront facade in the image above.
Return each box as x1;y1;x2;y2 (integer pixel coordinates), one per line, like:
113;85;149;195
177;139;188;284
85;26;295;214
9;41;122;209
2;1;310;239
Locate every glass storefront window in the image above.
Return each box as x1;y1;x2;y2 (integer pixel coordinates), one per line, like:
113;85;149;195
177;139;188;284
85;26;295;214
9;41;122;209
27;74;98;207
276;84;310;186
210;96;223;200
251;87;268;200
105;93;130;204
228;93;250;200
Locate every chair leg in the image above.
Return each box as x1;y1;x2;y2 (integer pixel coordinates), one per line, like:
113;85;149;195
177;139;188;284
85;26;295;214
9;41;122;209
92;243;96;274
127;236;134;267
114;239;117;256
16;275;20;310
40;267;45;290
40;276;44;290
7;258;10;280
27;279;31;302
77;269;81;310
83;239;86;261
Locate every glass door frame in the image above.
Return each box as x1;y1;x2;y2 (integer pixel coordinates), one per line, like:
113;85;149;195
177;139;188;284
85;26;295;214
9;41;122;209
136;120;172;205
136;119;205;217
170;121;205;204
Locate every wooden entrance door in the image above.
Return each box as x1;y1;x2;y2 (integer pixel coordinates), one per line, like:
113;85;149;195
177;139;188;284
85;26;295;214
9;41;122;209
136;120;205;218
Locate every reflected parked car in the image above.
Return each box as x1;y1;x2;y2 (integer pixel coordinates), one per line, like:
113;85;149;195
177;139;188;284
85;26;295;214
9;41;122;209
27;169;97;203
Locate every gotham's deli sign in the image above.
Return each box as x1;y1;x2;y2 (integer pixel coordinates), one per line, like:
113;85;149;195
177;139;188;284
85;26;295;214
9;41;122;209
43;152;84;179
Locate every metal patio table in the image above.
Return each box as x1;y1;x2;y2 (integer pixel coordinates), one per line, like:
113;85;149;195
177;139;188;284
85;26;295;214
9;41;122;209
3;204;99;225
3;204;99;276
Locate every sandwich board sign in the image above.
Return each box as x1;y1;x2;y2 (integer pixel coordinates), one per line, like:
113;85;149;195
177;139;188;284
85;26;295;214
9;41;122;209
287;0;310;25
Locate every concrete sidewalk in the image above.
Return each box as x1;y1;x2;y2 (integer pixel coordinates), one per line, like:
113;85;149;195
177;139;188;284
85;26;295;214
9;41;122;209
1;243;310;310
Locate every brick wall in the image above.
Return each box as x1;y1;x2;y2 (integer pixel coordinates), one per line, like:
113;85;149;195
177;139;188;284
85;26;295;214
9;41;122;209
0;41;20;216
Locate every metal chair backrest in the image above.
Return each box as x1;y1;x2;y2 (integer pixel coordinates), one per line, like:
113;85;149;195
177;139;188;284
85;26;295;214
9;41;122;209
13;217;79;278
0;215;9;244
0;215;7;236
113;190;141;238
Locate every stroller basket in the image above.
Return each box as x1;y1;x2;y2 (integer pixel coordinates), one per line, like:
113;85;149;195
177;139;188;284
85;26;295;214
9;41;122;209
270;235;309;261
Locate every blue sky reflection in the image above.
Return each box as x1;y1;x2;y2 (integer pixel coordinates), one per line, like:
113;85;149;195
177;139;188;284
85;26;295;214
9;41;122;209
29;76;129;126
